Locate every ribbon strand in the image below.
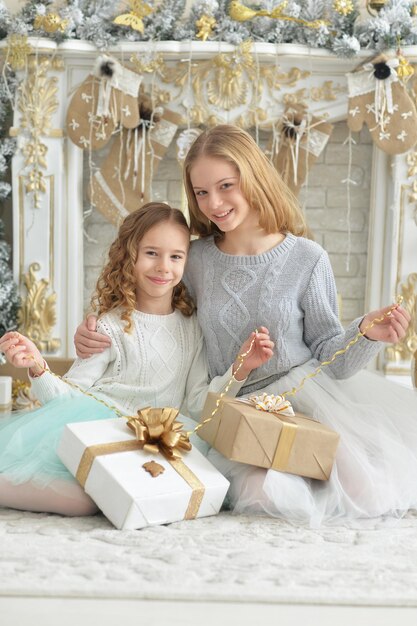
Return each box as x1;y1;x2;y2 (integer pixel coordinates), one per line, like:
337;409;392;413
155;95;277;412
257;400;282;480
25;297;403;437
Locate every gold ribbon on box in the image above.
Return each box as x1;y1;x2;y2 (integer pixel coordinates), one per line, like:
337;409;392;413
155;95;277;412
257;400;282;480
240;393;299;472
76;406;205;520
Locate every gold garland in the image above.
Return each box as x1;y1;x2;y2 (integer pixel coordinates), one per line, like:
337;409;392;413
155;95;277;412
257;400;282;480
194;297;404;434
23;297;403;441
25;330;258;438
280;296;404;400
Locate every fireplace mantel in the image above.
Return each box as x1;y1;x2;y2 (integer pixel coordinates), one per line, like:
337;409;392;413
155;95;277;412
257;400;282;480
4;38;417;374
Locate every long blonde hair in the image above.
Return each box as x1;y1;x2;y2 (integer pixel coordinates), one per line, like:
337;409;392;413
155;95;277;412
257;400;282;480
91;203;195;332
183;124;308;238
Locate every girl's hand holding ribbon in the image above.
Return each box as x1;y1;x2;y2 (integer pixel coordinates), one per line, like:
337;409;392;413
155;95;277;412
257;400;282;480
360;304;410;343
0;331;44;376
232;326;274;381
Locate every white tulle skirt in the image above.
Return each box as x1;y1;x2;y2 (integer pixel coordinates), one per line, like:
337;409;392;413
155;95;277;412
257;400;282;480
207;360;417;527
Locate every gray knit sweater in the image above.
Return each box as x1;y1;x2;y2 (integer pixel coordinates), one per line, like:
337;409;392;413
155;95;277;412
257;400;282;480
184;233;382;395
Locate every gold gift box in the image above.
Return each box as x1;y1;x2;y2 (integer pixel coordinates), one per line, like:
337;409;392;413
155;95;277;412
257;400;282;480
198;393;340;481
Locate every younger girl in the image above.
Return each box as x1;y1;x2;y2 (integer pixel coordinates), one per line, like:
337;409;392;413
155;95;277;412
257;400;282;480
76;128;417;526
0;202;273;516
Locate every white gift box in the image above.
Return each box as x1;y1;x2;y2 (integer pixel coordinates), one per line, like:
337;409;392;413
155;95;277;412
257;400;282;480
57;417;229;530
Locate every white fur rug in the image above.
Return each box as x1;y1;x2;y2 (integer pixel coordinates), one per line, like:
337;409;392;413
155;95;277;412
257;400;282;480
1;507;417;606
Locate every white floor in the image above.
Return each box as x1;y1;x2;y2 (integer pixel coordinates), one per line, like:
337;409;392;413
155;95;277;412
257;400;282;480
2;598;417;626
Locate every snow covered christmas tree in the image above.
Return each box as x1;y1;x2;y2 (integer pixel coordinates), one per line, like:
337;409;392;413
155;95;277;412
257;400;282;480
0;218;20;362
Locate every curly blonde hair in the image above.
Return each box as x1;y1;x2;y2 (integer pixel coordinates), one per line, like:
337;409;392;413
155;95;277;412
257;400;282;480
91;202;195;332
183;124;308;238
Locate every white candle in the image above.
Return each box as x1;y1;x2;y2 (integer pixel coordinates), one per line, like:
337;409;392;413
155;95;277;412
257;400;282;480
0;376;12;411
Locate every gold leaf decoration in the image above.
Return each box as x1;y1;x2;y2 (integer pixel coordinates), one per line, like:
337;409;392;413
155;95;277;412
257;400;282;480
17;57;59;208
18;262;61;354
385;273;417;364
5;34;32;71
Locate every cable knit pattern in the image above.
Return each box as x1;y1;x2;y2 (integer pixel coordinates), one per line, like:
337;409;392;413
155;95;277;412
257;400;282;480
30;308;244;419
184;234;382;395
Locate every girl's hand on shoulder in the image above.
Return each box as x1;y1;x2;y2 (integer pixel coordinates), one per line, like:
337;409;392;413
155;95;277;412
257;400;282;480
0;331;44;374
74;314;111;358
360;304;411;344
233;326;274;381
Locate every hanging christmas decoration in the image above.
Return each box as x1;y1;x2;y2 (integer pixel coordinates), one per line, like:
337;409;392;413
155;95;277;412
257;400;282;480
66;55;143;153
196;14;217;41
88;100;183;225
33;13;68;33
113;0;153;33
267;105;333;196
346;54;417;155
333;0;354;16
67;55;182;225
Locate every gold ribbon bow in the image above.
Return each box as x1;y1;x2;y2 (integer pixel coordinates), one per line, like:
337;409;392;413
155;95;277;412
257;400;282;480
126;406;192;460
75;407;205;521
247;392;295;417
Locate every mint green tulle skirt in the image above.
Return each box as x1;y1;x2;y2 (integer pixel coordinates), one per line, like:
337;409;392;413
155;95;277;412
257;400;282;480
0;394;116;487
0;394;208;489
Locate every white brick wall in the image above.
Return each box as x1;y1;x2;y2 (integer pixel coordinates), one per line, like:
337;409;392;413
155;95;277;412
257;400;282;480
84;121;372;326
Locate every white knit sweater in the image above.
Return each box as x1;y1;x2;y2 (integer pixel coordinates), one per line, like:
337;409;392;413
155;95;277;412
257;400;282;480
30;308;244;419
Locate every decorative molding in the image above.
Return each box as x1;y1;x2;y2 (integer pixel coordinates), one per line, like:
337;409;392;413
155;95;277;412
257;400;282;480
385;272;417;365
16;56;61;208
17;262;61;353
130;41;343;128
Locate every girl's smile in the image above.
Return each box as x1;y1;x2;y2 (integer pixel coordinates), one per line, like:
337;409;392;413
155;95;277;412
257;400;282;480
190;156;257;232
134;221;189;314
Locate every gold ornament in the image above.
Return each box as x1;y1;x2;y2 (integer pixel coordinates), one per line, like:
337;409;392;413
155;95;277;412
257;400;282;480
229;0;329;29
333;0;354;16
229;0;269;21
5;34;32;71
113;0;153;33
33;13;68;33
196;14;217;41
366;0;387;16
397;55;415;84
